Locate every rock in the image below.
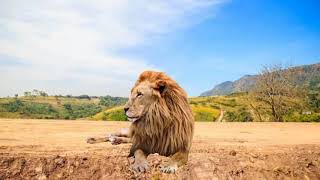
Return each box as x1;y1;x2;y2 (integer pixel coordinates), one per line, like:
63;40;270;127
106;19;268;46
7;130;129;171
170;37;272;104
54;156;65;166
35;166;43;173
249;153;258;158
229;150;237;156
38;174;47;180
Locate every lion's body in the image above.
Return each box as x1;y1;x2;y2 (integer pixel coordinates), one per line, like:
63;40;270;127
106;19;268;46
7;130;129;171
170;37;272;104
87;71;195;173
128;71;194;157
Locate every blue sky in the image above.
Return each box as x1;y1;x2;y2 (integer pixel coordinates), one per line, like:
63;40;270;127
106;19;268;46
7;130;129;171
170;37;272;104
0;0;319;97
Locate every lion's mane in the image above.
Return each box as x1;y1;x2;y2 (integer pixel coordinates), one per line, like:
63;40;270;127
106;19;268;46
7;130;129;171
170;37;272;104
129;71;194;157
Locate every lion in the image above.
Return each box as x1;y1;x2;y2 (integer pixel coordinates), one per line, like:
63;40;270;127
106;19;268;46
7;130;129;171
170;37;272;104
87;71;194;173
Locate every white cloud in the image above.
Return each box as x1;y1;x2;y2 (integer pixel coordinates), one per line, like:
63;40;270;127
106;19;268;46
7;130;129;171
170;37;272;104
0;0;226;96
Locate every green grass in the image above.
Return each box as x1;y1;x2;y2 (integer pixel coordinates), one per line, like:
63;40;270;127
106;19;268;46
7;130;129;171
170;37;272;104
191;105;220;122
1;92;316;122
91;106;125;121
189;93;252;122
90;93;251;122
0;96;126;120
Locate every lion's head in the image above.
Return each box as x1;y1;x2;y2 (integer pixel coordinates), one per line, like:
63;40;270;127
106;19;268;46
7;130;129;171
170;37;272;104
123;79;156;123
126;71;194;156
124;71;189;123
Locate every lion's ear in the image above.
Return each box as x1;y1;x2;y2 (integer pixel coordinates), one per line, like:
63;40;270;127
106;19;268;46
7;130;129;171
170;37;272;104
155;80;167;95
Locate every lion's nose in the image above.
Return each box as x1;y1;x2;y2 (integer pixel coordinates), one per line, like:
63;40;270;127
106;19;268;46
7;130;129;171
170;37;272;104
124;107;129;113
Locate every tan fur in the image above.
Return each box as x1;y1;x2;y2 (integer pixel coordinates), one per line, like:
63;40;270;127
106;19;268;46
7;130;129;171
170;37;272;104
128;71;194;157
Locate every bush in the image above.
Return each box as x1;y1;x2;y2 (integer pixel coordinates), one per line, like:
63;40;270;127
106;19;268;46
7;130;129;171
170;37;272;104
3;100;23;112
307;93;320;112
217;99;237;107
102;109;127;121
63;104;102;119
194;111;215;122
225;112;237;122
209;104;220;109
22;103;56;115
225;108;253;122
77;95;91;100
99;96;127;107
284;113;320;122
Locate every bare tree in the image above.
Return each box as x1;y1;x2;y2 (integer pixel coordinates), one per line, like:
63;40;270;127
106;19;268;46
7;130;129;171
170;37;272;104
249;65;298;122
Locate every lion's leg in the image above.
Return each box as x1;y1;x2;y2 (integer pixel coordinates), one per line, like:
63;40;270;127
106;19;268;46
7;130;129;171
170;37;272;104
131;149;149;172
86;136;108;144
87;128;130;144
160;151;189;173
109;136;131;145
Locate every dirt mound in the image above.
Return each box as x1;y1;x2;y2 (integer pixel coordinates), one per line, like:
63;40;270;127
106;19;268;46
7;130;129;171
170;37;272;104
1;145;320;180
1;120;320;179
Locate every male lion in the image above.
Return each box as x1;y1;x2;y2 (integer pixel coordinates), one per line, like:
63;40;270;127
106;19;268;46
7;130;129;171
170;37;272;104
87;71;194;173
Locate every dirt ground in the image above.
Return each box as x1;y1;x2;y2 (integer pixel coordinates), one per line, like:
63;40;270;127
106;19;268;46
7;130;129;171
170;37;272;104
0;119;320;180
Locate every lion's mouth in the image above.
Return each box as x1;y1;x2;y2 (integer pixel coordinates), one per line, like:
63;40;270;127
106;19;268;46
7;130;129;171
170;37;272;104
127;116;140;122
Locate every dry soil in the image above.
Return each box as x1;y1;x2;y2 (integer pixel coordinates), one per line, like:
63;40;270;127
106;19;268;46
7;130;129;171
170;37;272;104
0;119;320;179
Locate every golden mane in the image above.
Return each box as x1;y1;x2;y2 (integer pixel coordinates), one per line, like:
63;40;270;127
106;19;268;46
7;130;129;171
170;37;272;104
129;71;194;157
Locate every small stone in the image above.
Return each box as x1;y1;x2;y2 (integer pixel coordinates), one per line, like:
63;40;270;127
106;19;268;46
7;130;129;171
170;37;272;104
35;166;42;173
74;161;79;167
249;153;258;158
38;174;47;180
229;150;237;156
306;162;313;168
273;167;281;172
54;156;65;165
304;175;310;180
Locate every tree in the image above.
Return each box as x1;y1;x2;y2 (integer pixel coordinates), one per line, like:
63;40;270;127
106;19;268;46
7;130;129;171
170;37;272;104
249;65;298;122
306;76;320;112
78;95;91;100
39;91;48;97
24;91;31;97
32;89;39;96
63;103;72;111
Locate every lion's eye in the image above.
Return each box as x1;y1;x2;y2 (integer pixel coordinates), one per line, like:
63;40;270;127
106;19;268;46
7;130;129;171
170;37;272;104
136;92;143;97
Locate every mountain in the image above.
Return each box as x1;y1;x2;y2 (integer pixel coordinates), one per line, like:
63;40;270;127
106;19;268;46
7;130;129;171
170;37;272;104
200;75;257;96
200;63;320;96
201;81;234;96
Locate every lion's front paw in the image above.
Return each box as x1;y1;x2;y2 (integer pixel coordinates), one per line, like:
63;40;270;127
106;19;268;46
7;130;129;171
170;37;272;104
109;136;122;145
131;160;149;173
160;163;178;173
86;137;96;144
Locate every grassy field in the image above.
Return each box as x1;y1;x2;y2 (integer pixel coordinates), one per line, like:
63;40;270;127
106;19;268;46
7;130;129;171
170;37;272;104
1;93;319;122
91;106;127;121
91;93;252;122
0;95;126;120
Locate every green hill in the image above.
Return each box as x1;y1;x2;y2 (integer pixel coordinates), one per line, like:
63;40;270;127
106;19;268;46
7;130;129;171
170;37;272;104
91;92;319;122
0;95;127;120
91;93;252;122
91;106;127;121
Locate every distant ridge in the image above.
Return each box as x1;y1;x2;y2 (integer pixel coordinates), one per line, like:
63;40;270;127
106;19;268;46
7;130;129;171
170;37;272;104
200;63;320;96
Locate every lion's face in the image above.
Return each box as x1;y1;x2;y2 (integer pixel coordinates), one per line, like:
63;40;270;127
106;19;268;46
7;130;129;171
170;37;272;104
124;81;158;123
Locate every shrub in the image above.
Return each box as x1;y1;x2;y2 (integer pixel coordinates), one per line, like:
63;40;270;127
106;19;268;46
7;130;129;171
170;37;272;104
65;104;102;119
209;104;220;109
225;108;253;122
77;95;91;100
3;100;23;112
194;111;215;122
225;112;237;122
284;113;320;122
102;109;127;121
237;108;253;122
99;96;127;107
